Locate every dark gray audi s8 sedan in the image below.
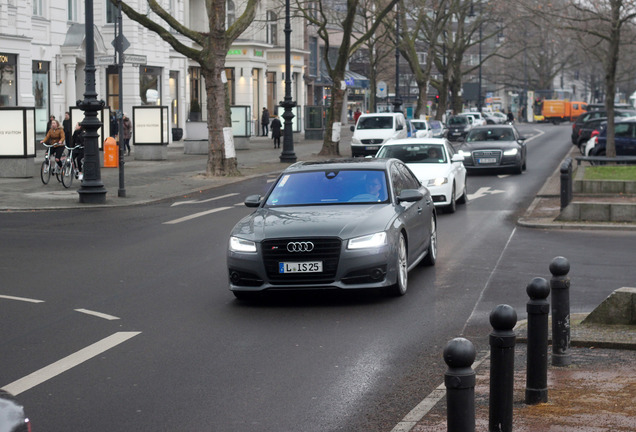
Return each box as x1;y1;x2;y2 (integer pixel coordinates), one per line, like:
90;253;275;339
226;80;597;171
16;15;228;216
227;158;437;299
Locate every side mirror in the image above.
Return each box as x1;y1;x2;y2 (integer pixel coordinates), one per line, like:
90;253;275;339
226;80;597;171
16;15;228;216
350;125;355;132
244;194;262;208
397;189;424;203
451;154;464;163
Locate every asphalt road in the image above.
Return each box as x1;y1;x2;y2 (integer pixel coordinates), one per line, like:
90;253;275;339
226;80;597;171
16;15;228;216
2;124;635;431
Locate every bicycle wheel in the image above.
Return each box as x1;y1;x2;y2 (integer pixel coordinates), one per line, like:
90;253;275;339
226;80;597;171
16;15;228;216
55;164;62;183
40;159;51;185
61;160;73;188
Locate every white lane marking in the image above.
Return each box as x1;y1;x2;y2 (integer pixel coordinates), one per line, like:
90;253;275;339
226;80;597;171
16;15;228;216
1;331;141;396
74;308;120;321
171;193;239;207
467;186;505;201
390;352;490;432
0;295;45;303
163;206;232;224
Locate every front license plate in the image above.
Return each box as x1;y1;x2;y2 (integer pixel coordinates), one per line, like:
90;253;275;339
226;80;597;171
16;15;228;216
478;158;497;164
451;132;461;136
365;146;379;151
279;261;323;273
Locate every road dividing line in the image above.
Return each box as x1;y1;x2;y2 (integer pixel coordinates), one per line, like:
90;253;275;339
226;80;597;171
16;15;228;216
171;193;239;207
163;206;232;224
0;295;44;303
75;308;120;321
1;331;140;396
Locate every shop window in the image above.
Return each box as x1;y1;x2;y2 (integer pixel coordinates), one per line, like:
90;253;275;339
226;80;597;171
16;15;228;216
140;66;162;105
169;71;179;127
225;68;235;105
266;71;276;112
1;54;18;107
106;66;120;112
189;67;202;121
32;60;49;133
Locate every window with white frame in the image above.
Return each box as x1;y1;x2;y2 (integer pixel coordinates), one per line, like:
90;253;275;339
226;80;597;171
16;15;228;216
267;11;277;45
227;0;235;27
33;0;43;16
68;0;78;21
107;0;118;23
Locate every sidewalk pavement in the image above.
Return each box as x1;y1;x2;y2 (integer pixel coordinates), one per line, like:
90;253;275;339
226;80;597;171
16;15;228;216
2;134;635;431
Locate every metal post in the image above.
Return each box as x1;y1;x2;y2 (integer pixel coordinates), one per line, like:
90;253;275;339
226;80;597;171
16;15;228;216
560;157;572;209
78;0;107;204
489;304;517;432
444;337;476;432
117;0;126;197
278;0;296;163
550;256;571;366
525;277;550;405
393;4;402;113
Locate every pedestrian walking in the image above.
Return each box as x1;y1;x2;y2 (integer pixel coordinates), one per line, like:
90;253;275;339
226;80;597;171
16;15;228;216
271;115;282;148
46;115;56;133
122;113;132;156
62;112;72;146
110;111;119;138
353;108;362;124
71;122;85;180
261;107;270;136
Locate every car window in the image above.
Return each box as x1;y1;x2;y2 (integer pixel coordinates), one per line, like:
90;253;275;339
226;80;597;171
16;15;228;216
265;169;389;206
466;128;514;142
448;116;467;125
357;116;394;130
397;163;421;189
378;144;446;164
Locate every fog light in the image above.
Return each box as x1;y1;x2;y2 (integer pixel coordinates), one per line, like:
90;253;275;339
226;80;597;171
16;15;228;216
370;268;384;280
230;271;241;284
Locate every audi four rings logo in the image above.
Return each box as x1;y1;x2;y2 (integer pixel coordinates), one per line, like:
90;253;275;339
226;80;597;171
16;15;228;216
287;241;314;252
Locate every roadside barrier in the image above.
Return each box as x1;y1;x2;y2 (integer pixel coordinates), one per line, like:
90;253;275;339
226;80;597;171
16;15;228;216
525;277;550;404
443;337;476;432
560;157;573;209
550;256;571;366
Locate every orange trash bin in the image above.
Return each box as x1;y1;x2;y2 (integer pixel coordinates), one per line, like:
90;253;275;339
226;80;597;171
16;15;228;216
103;136;119;168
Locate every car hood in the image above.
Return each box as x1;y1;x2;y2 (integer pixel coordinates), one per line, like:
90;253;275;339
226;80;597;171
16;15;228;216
232;205;397;241
406;163;451;181
460;140;519;150
354;129;400;141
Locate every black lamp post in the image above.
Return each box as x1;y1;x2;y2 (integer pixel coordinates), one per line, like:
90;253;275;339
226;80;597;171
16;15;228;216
393;4;402;113
116;0;126;197
78;0;107;203
279;0;296;163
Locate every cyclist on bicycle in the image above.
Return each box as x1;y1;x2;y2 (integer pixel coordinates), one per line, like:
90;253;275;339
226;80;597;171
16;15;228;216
40;119;66;170
71;123;85;179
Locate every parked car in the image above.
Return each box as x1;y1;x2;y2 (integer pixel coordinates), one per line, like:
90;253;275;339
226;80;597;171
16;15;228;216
483;112;506;124
376;138;467;213
0;390;31;432
459;112;486;126
574;117;606;150
571;109;636;144
447;115;472;140
410;119;433;138
457;125;527;174
227;158;437;298
590;117;636;156
350;112;408;156
429;120;447;138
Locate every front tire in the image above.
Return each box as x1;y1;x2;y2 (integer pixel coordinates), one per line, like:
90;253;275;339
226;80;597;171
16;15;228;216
422;216;437;266
388;233;408;296
457;178;468;204
61;161;73;188
445;184;457;213
40;160;51;185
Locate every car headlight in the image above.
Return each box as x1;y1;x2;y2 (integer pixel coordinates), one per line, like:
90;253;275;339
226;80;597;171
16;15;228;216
229;236;257;253
347;232;387;250
351;136;361;145
458;150;471;157
503;148;518;156
427;177;448;187
463;126;471;132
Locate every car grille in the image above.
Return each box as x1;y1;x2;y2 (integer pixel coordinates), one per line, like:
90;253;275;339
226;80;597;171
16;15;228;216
361;139;384;145
262;238;342;285
472;150;502;165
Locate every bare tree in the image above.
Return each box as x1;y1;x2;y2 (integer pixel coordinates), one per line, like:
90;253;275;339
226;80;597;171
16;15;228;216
296;0;399;156
112;0;259;176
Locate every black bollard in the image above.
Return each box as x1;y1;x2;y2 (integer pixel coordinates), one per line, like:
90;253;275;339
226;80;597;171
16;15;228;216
550;256;571;366
444;337;476;432
525;277;550;404
489;304;517;432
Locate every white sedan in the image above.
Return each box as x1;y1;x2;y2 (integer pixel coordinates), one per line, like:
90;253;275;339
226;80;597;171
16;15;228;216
376;138;468;213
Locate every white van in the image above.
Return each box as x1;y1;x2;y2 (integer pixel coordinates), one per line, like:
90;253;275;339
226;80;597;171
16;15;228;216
350;112;408;157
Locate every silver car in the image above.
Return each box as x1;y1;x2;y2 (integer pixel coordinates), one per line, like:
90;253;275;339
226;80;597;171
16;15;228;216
457;125;527;174
227;159;437;299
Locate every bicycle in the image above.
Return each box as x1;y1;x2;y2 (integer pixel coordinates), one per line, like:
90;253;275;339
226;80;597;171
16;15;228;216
40;143;64;185
61;143;84;188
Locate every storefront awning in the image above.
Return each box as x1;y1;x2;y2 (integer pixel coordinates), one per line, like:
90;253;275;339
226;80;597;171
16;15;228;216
314;66;369;89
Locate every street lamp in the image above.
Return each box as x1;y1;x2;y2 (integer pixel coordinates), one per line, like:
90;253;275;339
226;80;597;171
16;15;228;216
470;1;482;112
78;0;107;203
279;0;297;163
393;3;402;113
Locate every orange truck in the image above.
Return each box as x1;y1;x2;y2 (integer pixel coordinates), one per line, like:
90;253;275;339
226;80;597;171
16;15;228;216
540;100;588;123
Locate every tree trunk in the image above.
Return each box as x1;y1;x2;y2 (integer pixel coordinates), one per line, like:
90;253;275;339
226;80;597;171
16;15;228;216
319;86;345;156
202;65;239;177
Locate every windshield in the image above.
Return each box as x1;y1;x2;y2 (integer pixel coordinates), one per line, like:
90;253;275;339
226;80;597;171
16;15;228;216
356;116;394;130
411;121;426;130
377;144;446;164
466;128;515;142
448;116;468;126
266;169;389;206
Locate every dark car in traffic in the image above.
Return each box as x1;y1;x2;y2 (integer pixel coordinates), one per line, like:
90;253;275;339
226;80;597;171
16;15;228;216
571;109;636;145
457;125;527;174
447;115;471;140
227;158;437;298
574;117;606;149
